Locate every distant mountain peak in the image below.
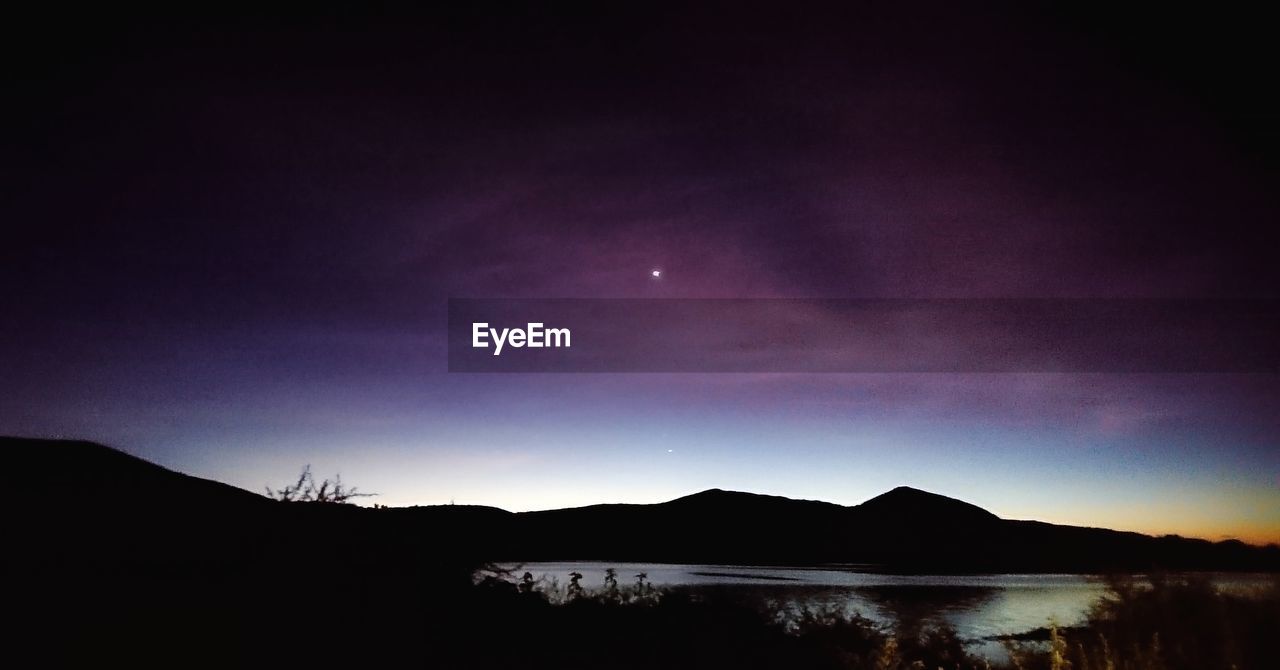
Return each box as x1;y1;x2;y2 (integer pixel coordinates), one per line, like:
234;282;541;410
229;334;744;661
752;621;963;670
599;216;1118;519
857;486;999;523
666;488;843;510
875;485;952;500
671;488;776;503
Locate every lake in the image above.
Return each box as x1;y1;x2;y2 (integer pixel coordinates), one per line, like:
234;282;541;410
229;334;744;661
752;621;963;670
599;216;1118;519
502;562;1274;659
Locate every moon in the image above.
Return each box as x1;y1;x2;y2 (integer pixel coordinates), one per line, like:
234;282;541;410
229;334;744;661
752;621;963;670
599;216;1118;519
651;269;662;278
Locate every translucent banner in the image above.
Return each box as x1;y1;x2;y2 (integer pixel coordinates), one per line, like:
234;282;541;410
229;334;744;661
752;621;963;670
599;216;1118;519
447;299;1280;373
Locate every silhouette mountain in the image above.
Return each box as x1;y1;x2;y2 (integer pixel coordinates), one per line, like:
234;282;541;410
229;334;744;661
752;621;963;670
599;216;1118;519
668;488;844;510
12;437;269;510
8;437;1278;573
855;485;998;525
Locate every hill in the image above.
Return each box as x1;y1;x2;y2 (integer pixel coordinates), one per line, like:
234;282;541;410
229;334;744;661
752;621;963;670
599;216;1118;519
499;485;1276;572
6;436;1277;573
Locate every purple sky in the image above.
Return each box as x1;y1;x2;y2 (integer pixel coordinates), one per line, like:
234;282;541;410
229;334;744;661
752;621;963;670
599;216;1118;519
2;3;1278;542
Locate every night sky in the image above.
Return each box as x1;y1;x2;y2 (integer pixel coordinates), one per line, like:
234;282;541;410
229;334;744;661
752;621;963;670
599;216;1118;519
3;3;1278;542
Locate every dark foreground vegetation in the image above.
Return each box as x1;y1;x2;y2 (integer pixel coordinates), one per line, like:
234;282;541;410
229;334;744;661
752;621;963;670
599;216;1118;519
18;554;1279;668
8;437;1280;668
1008;574;1280;670
461;571;1280;670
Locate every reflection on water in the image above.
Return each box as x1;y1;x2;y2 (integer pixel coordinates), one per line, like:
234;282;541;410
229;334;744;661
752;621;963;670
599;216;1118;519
504;563;1108;640
857;585;1001;632
503;563;1274;651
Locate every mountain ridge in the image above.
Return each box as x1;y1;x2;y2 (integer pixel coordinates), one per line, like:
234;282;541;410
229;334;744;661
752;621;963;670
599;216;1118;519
7;436;1278;573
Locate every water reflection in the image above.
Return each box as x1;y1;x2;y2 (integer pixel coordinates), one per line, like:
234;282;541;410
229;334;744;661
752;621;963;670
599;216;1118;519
500;563;1275;662
503;563;1274;640
858;584;1000;630
503;562;1108;643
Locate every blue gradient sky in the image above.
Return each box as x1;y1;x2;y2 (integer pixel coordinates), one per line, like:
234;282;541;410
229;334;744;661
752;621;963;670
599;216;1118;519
2;4;1278;543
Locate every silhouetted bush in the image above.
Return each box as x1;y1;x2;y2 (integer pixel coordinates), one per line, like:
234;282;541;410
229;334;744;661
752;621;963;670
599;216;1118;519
1004;575;1280;670
265;465;373;503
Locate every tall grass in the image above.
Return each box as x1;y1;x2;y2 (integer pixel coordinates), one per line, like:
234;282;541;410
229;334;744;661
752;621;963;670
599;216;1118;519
1003;575;1279;670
